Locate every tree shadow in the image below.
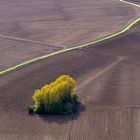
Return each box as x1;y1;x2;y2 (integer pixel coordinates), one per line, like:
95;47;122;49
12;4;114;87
38;102;86;125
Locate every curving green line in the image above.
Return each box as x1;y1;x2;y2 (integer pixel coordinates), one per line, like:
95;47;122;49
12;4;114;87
0;0;140;76
120;0;140;8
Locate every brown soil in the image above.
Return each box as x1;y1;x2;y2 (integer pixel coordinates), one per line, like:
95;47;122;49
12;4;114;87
0;0;138;47
0;0;140;70
128;0;140;4
0;17;140;140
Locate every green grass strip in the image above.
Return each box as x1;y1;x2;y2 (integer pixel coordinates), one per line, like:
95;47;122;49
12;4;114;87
120;0;140;8
0;0;140;76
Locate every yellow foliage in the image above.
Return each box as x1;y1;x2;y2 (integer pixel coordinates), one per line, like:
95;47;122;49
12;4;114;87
32;75;77;114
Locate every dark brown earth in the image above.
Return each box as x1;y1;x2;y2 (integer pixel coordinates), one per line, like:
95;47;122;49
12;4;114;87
0;14;140;140
0;0;140;71
0;0;138;47
128;0;140;4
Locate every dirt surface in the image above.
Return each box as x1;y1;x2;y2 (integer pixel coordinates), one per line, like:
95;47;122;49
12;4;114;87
0;0;140;71
0;15;140;139
128;0;140;4
0;38;61;71
0;0;138;47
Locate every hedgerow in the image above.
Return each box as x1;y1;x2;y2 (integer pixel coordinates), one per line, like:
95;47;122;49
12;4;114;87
28;75;78;115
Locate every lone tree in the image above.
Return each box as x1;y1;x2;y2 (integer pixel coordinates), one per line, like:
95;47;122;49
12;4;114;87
28;75;78;115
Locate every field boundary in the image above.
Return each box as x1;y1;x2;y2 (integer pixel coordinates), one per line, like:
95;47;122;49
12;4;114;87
0;0;140;76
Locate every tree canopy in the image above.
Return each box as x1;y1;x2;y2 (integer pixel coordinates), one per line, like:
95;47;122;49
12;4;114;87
28;75;78;115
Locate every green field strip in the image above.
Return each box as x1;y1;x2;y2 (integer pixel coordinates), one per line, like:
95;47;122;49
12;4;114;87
0;0;140;76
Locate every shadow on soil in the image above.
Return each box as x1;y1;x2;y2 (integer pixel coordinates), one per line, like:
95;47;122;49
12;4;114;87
38;103;86;124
